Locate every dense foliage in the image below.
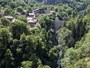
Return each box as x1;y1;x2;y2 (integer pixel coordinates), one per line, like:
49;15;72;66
0;0;90;68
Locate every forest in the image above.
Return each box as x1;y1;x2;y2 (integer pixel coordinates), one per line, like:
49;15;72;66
0;0;90;68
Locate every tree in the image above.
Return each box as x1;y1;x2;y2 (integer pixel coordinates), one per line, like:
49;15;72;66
1;17;10;26
17;6;23;13
57;27;74;48
83;13;90;31
18;16;27;23
11;20;27;39
67;14;87;41
49;46;58;68
4;8;13;15
0;27;12;67
38;65;51;68
74;15;86;40
61;28;90;68
38;14;53;31
3;49;14;68
74;59;87;68
10;1;17;8
61;48;79;68
21;61;33;68
27;7;32;13
0;27;12;49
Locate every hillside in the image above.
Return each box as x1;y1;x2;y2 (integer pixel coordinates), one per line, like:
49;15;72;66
0;0;90;68
36;0;89;4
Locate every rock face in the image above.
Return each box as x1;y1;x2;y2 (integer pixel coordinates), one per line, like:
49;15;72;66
45;0;56;4
35;0;89;5
35;0;43;2
35;0;73;5
35;0;56;4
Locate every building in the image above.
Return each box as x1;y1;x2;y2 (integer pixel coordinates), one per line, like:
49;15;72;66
4;16;14;21
50;10;55;14
34;9;46;17
26;12;35;18
29;13;35;18
27;17;37;27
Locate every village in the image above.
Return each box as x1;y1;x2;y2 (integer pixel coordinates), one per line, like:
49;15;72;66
0;9;54;26
0;8;65;29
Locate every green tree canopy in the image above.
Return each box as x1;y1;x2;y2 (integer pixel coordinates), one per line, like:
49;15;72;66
1;17;10;26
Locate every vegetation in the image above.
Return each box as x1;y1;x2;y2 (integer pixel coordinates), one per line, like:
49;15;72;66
0;0;90;68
